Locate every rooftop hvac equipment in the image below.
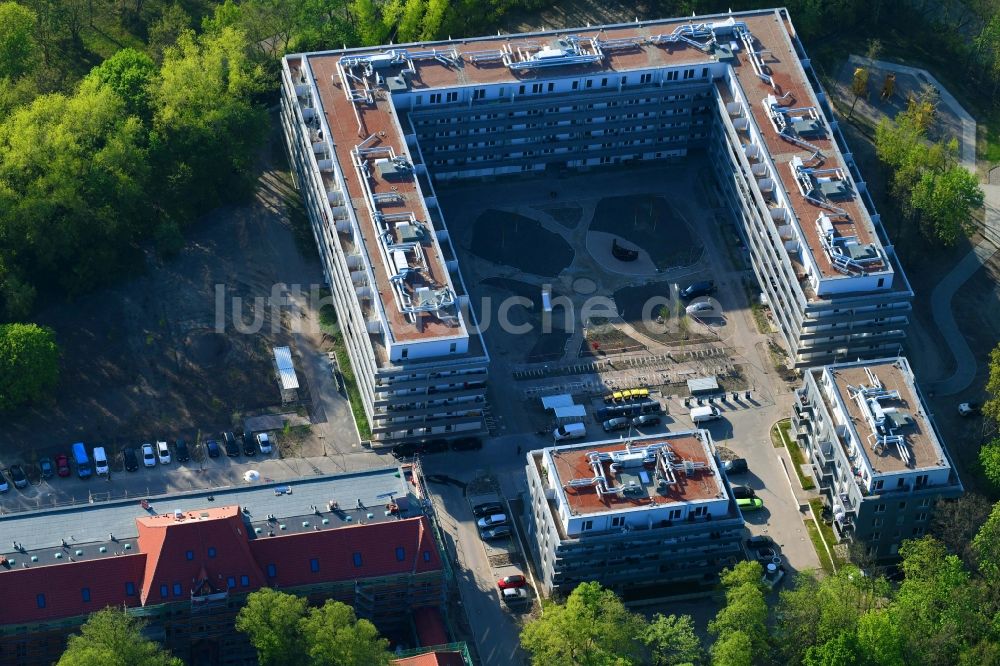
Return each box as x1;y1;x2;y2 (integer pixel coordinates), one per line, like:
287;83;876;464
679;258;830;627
815;213;883;276
508;37;603;71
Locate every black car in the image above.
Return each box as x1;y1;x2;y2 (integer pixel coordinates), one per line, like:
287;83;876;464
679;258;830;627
223;432;240;457
450;437;483;451
745;535;774;550
731;485;756;500
422;439;449;454
473;502;503;518
632;414;661;428
9;464;28;489
206;440;221;458
723;458;748;474
392;442;423;459
602;417;631;432
175;439;190;463
123;446;139;472
242;431;257;456
680;280;716;300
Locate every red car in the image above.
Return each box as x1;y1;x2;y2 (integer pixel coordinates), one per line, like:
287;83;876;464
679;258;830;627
54;453;71;478
497;575;527;590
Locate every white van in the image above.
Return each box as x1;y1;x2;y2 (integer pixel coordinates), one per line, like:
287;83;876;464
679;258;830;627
553;422;586;441
690;405;722;423
92;446;109;476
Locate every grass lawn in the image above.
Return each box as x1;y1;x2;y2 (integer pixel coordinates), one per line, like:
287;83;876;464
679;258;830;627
809;497;848;569
331;339;372;441
805;518;836;574
773;419;815;490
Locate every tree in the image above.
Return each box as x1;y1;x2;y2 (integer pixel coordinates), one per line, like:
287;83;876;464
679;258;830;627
298;600;392;666
910;165;984;244
929;493;994;569
84;48;158;120
708;562;768;664
980;438;1000;489
984;343;1000;423
520;581;647;666
58;608;181;666
709;630;753;666
153;27;268;222
643;613;703;666
0;2;36;79
147;4;191;63
396;0;426;42
854;609;905;666
972;500;1000;581
235;588;308;666
775;572;821;665
802;632;859;666
0;323;59;409
420;0;448;40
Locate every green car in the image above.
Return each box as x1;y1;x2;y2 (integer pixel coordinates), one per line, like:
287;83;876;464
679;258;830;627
737;497;764;511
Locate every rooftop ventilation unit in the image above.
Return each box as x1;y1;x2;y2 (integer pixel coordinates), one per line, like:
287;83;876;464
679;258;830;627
847;367;914;467
815;213;882;275
508;36;604;71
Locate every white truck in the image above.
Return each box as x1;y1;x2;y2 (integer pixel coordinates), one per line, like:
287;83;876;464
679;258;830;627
690;405;722;423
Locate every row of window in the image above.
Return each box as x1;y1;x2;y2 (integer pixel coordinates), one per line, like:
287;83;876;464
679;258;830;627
414;94;703;125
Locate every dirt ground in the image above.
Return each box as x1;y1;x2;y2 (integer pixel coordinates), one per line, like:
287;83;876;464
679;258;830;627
0;124;330;457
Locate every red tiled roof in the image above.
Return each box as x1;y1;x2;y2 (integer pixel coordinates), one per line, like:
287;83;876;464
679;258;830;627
249;516;442;587
0;555;147;625
413;606;449;647
0;508;443;628
136;506;266;605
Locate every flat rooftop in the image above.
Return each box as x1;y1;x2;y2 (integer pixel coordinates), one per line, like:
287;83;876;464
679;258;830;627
827;360;948;474
545;433;724;516
287;9;887;338
0;467;416;569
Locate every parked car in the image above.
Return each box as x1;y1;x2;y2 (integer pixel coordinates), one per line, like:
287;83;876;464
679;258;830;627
745;535;774;551
123;447;139;472
256;433;273;454
723;458;748;474
92;447;110;476
497;575;527;589
602;417;631;432
242;431;256;456
501;587;529;604
175;439;190;463
473;502;504;518
156;441;171;465
391;442;422;459
38;457;54;479
477;513;508;530
632;414;661;428
141;443;157;468
55;453;71;477
223;432;240;457
730;485;756;500
450;437;483;451
958;402;980;416
680;280;716;300
481;525;512;540
206;439;222;458
0;470;8;492
737;497;764;511
72;442;92;479
9;464;28;489
422;439;449;454
685;300;715;316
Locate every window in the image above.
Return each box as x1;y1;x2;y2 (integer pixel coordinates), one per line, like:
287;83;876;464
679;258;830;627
401;348;408;359
600;78;608;87
36;594;46;609
353;552;363;567
640;73;652;84
125;582;136;596
611;516;625;527
547;82;555;92
449;342;457;353
160;585;169;598
898;502;907;510
240;575;250;587
875;503;886;513
916;512;928;522
396;547;406;562
185;550;194;561
518;85;525;95
423;551;431;562
81;588;91;602
701;67;709;78
446;91;458;103
920;498;931;508
872;518;883;527
582;520;593;530
310;558;320;572
873;480;884;491
266;564;276;577
172;583;182;597
871;531;882;542
585;79;593;89
473;88;485;100
207;547;217;558
429;92;442;104
916;474;929;487
227;577;237;589
572;81;579;90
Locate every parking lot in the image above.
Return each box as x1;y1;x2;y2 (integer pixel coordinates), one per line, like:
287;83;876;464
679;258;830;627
0;434;388;514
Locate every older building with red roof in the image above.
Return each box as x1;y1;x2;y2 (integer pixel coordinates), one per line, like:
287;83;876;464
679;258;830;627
0;467;447;665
